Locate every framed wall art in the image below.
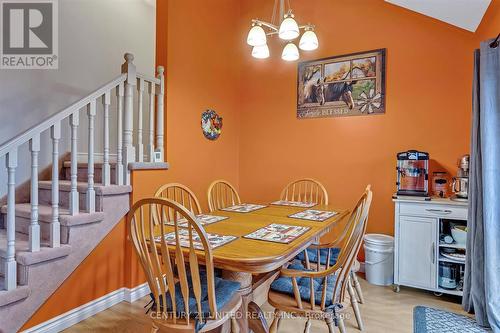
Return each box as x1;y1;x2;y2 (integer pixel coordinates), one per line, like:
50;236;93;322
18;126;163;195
297;49;386;119
201;109;223;140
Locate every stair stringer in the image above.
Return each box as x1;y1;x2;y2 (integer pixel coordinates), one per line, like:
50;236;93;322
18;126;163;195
0;191;131;333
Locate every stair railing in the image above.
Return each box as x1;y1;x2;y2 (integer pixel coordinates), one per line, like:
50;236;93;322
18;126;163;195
0;53;164;291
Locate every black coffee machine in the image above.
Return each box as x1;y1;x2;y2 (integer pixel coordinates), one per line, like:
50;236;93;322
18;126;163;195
396;150;430;198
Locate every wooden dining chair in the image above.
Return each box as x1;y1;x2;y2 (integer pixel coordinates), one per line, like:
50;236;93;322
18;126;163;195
296;186;372;330
280;178;329;204
155;183;202;216
207;179;241;212
127;197;242;333
267;186;372;333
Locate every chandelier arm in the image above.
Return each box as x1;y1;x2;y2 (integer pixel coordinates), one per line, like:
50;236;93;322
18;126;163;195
252;19;279;32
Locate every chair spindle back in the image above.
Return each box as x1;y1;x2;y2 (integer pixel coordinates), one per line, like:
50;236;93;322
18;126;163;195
207;180;241;212
154;183;202;224
128;198;218;326
280;178;329;205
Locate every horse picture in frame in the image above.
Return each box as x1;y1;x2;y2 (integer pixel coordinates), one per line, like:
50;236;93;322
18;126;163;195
297;49;386;119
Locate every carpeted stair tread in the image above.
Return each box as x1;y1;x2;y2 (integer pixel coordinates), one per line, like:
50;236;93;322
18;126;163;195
38;180;132;196
0;278;30;308
0;231;71;266
1;203;105;226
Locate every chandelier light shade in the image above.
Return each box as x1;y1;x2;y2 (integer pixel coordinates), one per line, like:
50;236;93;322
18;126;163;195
247;25;267;46
299;29;319;51
252;44;270;59
247;0;318;61
281;42;299;61
278;14;300;41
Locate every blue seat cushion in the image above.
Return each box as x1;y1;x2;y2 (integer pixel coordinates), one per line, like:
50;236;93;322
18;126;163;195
149;269;240;332
295;247;341;266
270;262;338;307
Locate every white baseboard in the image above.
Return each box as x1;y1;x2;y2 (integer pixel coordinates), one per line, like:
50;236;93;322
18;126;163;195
22;283;150;333
123;282;150;303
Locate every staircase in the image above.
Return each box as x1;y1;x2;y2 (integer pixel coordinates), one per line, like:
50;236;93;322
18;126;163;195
0;53;165;333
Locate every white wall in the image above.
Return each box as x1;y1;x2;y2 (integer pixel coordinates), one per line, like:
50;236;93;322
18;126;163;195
0;0;156;196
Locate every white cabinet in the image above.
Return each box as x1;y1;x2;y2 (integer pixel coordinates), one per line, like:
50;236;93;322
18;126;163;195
394;198;467;296
397;216;437;289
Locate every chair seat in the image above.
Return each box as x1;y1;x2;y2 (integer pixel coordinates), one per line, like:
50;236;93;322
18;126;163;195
150;270;240;331
295;247;341;266
270;262;338;307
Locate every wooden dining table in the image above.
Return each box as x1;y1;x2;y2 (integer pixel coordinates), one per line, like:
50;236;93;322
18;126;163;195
201;203;349;333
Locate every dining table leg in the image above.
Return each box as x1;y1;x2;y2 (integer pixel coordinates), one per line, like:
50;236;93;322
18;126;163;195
222;271;254;333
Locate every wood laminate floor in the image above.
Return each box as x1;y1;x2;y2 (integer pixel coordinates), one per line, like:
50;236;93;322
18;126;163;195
63;276;468;333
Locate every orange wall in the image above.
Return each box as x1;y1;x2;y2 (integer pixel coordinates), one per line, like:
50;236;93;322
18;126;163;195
477;0;500;40
22;219;127;330
125;0;243;287
151;0;241;211
238;0;482;238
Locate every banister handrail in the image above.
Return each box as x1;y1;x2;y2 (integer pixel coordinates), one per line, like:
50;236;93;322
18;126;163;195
0;73;128;156
137;72;160;85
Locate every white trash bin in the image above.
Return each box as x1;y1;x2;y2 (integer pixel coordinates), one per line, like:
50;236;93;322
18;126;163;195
363;234;394;286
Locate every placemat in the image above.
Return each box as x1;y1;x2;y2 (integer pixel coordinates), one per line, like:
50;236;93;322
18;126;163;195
164;214;228;228
244;223;310;244
221;203;267;213
288;209;338;222
155;229;237;250
270;200;317;208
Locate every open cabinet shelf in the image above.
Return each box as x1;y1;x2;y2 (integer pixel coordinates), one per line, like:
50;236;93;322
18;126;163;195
439;242;466;250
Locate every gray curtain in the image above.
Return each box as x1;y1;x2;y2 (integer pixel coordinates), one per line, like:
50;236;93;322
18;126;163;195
463;39;500;332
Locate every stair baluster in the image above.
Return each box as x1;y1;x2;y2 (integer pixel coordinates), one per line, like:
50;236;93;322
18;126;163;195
148;81;155;162
103;92;111;186
122;53;137;185
87;100;96;213
156;66;165;161
50;123;61;248
29;135;41;252
69;112;79;215
5;149;18;290
116;82;124;186
137;78;144;162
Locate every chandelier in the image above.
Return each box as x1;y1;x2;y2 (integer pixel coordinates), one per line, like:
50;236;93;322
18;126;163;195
246;0;319;61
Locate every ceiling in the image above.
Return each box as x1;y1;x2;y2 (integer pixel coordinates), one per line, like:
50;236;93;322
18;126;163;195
385;0;492;32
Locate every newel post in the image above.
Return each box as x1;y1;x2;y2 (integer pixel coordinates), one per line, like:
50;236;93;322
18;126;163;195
121;53;137;184
156;66;165;161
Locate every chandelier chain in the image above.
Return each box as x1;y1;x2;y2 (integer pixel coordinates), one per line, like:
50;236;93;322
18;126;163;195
271;0;279;26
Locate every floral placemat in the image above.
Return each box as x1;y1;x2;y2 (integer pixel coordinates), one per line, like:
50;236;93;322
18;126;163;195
243;223;310;244
221;203;267;213
164;214;228;228
154;229;237;250
270;200;317;208
288;209;338;222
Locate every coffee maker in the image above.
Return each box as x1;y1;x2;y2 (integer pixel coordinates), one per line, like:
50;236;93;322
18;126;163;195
396;150;430;198
451;155;469;201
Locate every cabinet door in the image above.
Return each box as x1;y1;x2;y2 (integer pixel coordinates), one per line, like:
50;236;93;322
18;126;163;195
397;216;437;289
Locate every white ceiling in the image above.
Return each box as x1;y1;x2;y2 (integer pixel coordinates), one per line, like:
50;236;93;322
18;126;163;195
385;0;492;32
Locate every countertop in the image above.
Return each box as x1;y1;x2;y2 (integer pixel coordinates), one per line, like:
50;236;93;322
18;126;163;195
392;195;468;207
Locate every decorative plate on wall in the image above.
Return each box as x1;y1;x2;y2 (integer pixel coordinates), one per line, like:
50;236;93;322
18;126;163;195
201;109;223;140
